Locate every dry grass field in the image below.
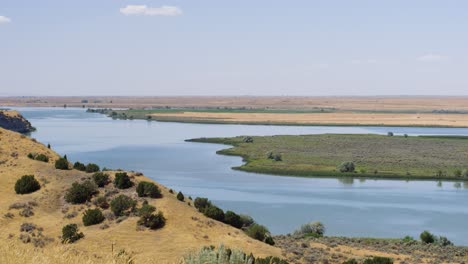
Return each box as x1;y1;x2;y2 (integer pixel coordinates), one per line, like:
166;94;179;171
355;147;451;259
0;127;281;263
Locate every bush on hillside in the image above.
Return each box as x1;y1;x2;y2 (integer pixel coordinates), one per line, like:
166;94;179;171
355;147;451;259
61;224;84;244
203;205;225;222
239;214;255;228
114;172;133;189
85;163;100;173
110;195;136;216
15;175;41;194
194;197;211;211
73;162;86;171
65;180;97;204
177;191;185;201
183;245;288;264
437;236;453;246
35;154;49;162
82;208;105;226
420;230;435;244
138;204;166;230
338;161;355;173
55;157;69;170
92;172;109;187
342;259;359;264
363;256;393;264
245;224;274;245
136;181;161;198
94;196;109;209
294;221;325;237
224;210;243;229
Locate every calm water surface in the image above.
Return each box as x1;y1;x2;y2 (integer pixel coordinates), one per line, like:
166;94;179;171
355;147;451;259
13;107;468;245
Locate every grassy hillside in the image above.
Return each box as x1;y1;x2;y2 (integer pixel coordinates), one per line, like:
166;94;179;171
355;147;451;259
0;127;281;263
188;134;468;180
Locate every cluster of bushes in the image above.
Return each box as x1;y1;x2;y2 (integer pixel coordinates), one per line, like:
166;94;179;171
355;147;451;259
65;180;97;204
137;202;166;230
27;153;49;163
73;161;100;173
436;169;468;178
293;221;325;238
15;175;41;194
420;230;453;246
343;257;393;264
338;161;355;173
267;152;282;161
61;224;84;244
194;197;274;245
136;181;161;198
183;245;288;264
114;172;133;189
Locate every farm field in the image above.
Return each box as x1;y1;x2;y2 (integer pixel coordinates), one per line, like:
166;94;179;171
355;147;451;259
189;134;468;180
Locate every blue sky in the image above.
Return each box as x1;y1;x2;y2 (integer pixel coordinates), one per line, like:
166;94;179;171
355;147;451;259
0;1;467;96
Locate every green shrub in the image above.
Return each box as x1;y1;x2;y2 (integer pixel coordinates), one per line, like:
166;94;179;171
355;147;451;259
183;245;288;264
82;208;105;226
55;157;69;170
453;169;462;177
177;191;185;201
245;224;272;243
73;162;86;171
27;153;34;159
194;197;211;211
85;163;100;173
273;153;282;161
61;224;84;244
224;211;243;229
437;236;453;246
256;256;287;264
136;181;161;198
239;214;255;228
35;154;49;162
94;196;109;209
203;205;225;222
264;236;275;245
114;172;133;189
110;195;136;216
342;259;358;264
338;161;355;173
138;206;166;230
293;221;325;237
92;172;109;187
15;175;41;194
420;230;435;244
402;235;415;243
387;132;394;137
65;180;97;204
363;256;393;264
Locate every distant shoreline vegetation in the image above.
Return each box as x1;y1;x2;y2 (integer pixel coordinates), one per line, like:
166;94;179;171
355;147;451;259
86;108;468;128
187;134;468;181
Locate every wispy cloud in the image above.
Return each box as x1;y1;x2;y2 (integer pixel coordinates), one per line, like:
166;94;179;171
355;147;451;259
417;53;448;62
350;59;377;65
120;5;182;16
0;16;11;24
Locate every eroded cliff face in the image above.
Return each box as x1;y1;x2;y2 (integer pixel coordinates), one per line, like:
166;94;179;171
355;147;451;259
0;110;34;133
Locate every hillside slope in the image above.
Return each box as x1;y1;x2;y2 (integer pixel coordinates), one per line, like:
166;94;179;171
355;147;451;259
0;127;281;263
0;110;34;133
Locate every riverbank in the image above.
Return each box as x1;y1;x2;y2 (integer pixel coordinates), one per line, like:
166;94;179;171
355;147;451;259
188;134;468;181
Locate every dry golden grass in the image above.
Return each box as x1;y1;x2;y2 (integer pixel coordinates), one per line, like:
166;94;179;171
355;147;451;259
0;127;281;263
150;111;468;127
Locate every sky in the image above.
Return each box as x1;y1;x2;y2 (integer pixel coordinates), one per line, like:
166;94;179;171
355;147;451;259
0;0;467;96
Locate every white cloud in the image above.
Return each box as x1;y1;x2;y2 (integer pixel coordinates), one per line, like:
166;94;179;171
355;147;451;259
0;16;11;24
417;53;448;62
120;5;182;16
351;59;377;65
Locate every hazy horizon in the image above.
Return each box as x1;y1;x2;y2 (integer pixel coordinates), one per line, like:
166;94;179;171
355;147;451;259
1;1;467;96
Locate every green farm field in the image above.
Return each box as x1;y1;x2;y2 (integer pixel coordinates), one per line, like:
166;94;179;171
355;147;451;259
188;134;468;180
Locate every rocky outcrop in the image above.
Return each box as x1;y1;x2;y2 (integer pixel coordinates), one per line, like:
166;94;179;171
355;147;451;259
0;110;35;133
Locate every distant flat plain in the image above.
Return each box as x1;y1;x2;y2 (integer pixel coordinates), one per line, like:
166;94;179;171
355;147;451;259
3;96;468;127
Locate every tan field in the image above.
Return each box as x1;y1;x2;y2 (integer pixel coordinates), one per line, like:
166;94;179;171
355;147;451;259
150;111;468;127
2;96;468;112
0;127;281;263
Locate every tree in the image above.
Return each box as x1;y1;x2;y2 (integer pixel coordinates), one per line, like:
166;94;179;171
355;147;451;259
92;172;109;187
73;162;86;171
136;181;161;198
194;197;211;211
224;211;243;229
55;157;69;170
338;162;355;173
110;195;136;216
82;208;105;226
65;181;97;204
15;175;41;194
85;163;100;173
203;205;225;221
177;191;185;201
61;224;84;244
420;230;435;244
114;172;133;189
